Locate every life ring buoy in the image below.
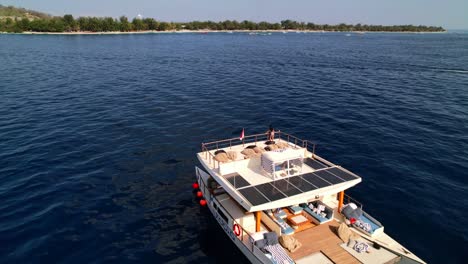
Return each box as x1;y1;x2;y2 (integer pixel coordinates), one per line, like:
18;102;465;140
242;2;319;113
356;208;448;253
233;223;241;237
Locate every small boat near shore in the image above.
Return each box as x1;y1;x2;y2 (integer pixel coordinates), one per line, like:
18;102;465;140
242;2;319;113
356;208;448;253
194;131;425;263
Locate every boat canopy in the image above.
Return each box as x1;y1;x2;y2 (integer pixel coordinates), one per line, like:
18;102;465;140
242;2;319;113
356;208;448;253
237;166;361;211
261;149;304;179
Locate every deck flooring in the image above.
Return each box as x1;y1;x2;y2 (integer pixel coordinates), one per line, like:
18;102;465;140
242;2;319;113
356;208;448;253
287;219;361;264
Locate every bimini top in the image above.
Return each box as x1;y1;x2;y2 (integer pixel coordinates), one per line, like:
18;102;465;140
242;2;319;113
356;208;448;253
262;148;304;163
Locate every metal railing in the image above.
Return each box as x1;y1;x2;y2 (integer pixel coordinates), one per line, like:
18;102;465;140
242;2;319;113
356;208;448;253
201;131;317;168
342;193;363;210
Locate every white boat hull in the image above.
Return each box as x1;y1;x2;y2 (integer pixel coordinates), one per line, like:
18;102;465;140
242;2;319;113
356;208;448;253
196;167;271;264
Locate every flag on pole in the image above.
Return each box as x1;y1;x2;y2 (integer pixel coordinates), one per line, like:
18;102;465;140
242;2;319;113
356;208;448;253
239;128;244;141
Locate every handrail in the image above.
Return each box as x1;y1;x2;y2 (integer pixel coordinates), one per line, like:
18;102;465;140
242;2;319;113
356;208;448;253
342;193;363;210
195;167;267;262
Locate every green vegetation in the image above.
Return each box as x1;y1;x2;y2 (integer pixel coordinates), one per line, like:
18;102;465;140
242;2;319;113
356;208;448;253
0;5;445;33
0;5;49;19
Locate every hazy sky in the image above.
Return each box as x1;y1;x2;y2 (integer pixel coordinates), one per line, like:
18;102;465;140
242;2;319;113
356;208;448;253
2;0;467;29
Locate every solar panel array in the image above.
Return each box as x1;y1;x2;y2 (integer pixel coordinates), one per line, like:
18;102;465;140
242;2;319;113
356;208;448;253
235;163;360;206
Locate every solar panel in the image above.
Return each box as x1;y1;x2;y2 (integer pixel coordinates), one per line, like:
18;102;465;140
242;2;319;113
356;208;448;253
287;176;318;192
314;170;345;184
301;173;331;188
304;158;328;170
270;179;302;196
236;166;360;208
239;187;269;206
327;167;359;181
224;173;250;189
254;183;287;201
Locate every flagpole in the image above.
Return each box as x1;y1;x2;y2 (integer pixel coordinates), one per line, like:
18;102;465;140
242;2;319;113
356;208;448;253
241;128;245;147
242;128;245;147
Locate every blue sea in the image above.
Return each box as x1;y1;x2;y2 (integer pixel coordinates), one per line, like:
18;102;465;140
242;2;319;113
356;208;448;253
0;32;467;263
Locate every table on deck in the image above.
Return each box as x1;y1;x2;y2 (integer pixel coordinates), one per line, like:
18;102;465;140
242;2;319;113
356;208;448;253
288;214;309;227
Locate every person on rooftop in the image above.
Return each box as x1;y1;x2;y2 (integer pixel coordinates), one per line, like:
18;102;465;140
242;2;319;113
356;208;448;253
267;125;275;141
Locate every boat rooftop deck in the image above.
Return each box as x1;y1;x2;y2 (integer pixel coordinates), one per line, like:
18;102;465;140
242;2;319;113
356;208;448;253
198;139;361;211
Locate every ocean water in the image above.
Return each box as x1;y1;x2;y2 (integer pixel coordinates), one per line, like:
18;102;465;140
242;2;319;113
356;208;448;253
0;32;467;264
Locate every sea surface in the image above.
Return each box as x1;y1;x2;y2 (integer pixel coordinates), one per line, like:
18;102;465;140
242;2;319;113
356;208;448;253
0;32;467;264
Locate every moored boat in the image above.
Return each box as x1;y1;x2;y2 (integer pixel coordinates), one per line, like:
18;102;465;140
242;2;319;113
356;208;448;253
194;131;425;263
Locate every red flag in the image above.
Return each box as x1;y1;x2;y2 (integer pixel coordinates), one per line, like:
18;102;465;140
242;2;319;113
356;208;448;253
239;128;244;141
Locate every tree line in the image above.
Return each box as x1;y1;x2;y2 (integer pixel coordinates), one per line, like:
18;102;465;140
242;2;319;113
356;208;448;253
0;15;445;33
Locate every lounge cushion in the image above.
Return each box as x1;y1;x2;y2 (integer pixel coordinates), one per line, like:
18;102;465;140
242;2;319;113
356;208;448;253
241;148;256;156
301;201;333;224
275;216;285;223
276;142;289;149
253;146;265;154
226;151;237;161
255;238;268;249
351;208;363;219
244;152;261;159
288;206;303;215
214;149;226;155
274;209;287;219
337;222;352;243
214;152;229;163
279;235;302;253
342;205;355;219
342;206;362;220
264;232;279;245
338;222;359;243
272;216;295;235
352;213;382;234
282;226;295;235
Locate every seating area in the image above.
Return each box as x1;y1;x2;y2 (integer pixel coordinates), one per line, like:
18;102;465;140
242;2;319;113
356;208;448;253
272;215;295;235
341;203;384;237
273;208;287;219
301;200;334;224
288;205;303;215
250;231;295;264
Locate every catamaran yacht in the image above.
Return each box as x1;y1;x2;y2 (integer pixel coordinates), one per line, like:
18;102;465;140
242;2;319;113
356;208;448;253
194;131;425;264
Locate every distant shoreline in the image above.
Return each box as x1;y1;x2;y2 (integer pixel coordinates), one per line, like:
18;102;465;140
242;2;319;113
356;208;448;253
1;29;447;35
0;5;446;34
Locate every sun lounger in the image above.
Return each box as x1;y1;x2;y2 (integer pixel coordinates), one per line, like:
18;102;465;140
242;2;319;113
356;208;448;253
352;211;384;237
341;204;384;237
264;244;294;264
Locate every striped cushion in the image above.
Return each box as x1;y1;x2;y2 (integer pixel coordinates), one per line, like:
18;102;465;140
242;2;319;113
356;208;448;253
264;244;294;264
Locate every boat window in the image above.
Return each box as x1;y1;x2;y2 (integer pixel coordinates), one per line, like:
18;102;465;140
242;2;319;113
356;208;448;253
213;201;218;210
217;208;228;223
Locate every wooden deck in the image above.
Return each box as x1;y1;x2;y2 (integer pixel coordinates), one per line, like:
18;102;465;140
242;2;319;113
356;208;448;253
288;219;361;264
